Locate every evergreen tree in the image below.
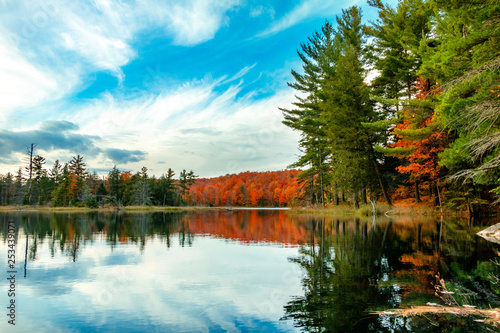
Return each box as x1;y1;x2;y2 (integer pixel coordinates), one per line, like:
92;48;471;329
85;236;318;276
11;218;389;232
152;168;179;206
420;0;500;192
135;166;152;206
31;155;46;205
367;0;432;104
0;173;14;205
368;0;438;203
321;7;392;206
179;169;197;204
68;155;88;203
281;21;337;206
107;166;123;206
49;160;63;185
97;182;108;204
52;164;71;206
14;168;25;205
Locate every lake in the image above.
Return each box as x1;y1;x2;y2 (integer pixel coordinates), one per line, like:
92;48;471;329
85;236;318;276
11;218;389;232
1;210;499;332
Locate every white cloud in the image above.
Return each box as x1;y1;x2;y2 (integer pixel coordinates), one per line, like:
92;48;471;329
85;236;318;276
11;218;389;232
250;5;275;19
0;32;79;114
162;0;241;46
0;1;302;177
13;235;302;332
70;71;300;177
0;0;241;115
258;0;362;37
57;10;135;78
221;63;257;84
0;71;301;176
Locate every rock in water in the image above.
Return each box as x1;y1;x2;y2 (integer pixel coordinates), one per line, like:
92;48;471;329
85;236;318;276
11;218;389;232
478;223;500;244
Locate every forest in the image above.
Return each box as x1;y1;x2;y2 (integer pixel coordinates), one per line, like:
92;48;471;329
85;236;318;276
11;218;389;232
280;0;500;214
0;153;199;208
0;0;499;213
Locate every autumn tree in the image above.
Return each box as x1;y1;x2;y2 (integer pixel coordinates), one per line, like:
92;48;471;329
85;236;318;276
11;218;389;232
384;109;446;204
189;170;301;207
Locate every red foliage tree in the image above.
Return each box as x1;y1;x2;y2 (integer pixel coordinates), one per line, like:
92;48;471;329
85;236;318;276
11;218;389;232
386;77;446;203
189;170;302;207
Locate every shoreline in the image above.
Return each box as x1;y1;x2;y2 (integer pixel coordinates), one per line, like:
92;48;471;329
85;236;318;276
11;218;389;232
0;203;477;217
0;205;292;214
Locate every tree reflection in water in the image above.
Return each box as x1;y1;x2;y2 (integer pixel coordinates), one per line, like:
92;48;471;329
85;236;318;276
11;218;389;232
282;215;500;332
0;211;499;331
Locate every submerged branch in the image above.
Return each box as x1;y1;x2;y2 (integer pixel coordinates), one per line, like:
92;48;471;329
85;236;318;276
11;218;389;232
369;305;500;325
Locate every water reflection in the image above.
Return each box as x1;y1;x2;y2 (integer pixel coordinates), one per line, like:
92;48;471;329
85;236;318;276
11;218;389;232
0;211;499;332
282;216;500;332
1;210;319;263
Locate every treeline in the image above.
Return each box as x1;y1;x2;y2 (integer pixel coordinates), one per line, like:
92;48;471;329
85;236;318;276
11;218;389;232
282;0;500;214
0;153;198;207
189;170;301;207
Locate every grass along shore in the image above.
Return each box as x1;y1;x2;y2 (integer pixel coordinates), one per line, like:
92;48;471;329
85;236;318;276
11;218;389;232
287;202;471;218
0;205;218;213
0;202;466;218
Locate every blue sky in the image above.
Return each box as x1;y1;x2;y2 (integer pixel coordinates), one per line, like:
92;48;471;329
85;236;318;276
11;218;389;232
0;0;395;178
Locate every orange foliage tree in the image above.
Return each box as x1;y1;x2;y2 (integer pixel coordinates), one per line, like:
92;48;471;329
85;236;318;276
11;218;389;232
385;77;446;203
189;170;302;207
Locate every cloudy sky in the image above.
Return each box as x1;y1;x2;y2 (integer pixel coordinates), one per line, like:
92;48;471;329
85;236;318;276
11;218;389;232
0;0;394;178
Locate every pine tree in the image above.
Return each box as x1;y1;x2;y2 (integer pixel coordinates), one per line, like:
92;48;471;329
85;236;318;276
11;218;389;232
366;0;432;104
49;160;63;185
108;166;123;206
420;0;500;190
52;164;71;206
281;21;337;206
367;0;438;203
68;155;88;203
135;166;151;206
322;7;392;206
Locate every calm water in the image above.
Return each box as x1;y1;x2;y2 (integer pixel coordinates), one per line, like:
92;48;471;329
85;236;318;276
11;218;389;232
1;210;499;332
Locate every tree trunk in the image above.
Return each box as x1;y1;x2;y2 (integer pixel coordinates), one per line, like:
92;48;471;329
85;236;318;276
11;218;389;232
361;188;367;205
353;192;359;209
319;147;325;207
370;148;392;206
27;143;34;205
432;181;440;206
467;195;473;218
429;181;434;201
415;179;421;203
334;190;339;205
310;174;315;205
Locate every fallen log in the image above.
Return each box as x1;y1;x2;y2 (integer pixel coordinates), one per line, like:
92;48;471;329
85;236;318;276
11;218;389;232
369;305;500;326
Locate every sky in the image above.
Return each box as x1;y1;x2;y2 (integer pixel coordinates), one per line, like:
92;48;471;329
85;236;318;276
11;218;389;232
0;0;394;178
